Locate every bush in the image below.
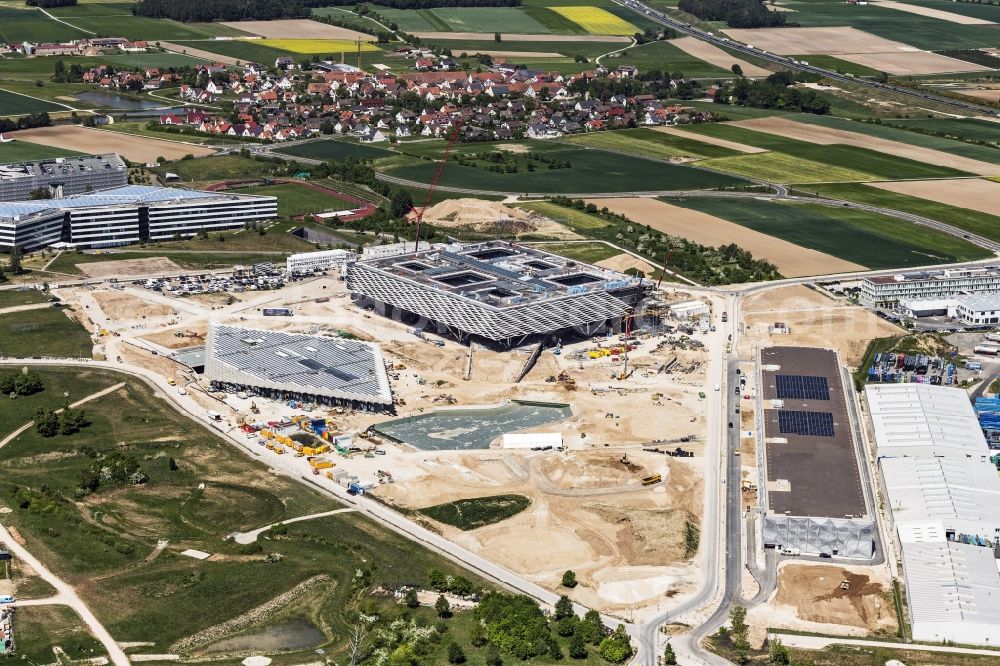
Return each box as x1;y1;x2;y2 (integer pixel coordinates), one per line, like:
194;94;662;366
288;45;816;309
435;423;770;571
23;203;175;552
0;369;43;396
561;570;578;588
598;626;633;663
447;642;466;664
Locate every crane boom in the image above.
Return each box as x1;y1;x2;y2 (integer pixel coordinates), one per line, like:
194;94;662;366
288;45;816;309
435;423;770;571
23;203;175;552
411;121;462;254
656;248;674;290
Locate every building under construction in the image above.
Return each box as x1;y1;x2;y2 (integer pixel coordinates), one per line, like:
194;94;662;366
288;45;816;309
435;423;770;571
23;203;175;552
346;241;650;348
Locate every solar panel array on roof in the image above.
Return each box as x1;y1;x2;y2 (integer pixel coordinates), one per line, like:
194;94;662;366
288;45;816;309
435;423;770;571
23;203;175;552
778;411;835;437
776;374;831;401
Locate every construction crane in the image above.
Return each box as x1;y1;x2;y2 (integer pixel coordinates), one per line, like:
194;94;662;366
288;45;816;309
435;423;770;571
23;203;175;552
410;121;462;254
656;248;674;290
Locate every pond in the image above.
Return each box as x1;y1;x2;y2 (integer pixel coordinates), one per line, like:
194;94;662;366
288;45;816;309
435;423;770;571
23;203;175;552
372;400;572;450
73;91;166;110
204;618;325;653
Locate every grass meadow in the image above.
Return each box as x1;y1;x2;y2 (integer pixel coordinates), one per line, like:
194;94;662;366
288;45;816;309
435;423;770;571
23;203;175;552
0;307;93;358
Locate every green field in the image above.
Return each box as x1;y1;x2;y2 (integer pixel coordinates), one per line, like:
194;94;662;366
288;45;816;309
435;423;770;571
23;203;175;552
529;240;621;263
229;183;357;218
101;52;211;67
385;141;745;193
885;0;1000;22
682;122;974;179
0;140;83;162
0;7;87;43
0;306;92;358
788;54;881;77
0;88;67;116
613;39;735;77
811;182;1000;243
663;196;991;268
779;0;1000;51
169;39;398;71
430;7;555;33
275;139;394;161
699;151;876;183
881;117;1000;145
10;606;106;664
0;288;50;309
560;128;741;161
419;494;532;530
45;250;286;274
154;156;279;182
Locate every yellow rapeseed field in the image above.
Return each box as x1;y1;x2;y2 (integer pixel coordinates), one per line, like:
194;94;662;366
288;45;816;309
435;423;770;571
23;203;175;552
258;39;381;54
550;6;638;35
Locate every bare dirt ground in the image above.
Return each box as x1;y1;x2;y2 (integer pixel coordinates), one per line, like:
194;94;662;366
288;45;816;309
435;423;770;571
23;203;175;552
10;126;216;163
140;321;208;350
411;32;631;42
769;563;897;633
838;50;991;75
160;42;241;66
872;0;993;24
651;126;767;154
732;117;1000;175
92;291;174;320
956;87;1000;102
77;257;183;279
417;199;582;239
741;284;902;365
596;253;657;275
669;36;771;77
868;177;1000;213
585;198;865;278
721;26;906;54
219;19;371;39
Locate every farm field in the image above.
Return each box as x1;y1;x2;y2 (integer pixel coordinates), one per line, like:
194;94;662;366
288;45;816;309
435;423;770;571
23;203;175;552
787;54;882;76
682;121;981;179
586;197;865;276
902;0;1000;21
275;139;393;161
0;7;86;43
884;117;1000;144
664;196;991;268
559;128;742;161
0;307;93;358
384;142;746;193
771;0;1000;50
100;52;211;68
60;16;223;41
166;39;397;71
257;39;381;54
228;183;358;218
550;6;638;34
867;178;1000;218
667;36;772;77
612;39;736;77
872;0;993;25
423;7;555;33
652;126;767;154
218;18;371;39
10;125;216;164
698;152;876;184
0;88;67;116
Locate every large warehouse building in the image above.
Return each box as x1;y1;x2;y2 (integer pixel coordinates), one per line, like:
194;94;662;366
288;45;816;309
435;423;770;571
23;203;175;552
0;185;276;251
346;241;649;348
865;384;990;461
758;346;875;558
204;325;393;412
0;153;127;201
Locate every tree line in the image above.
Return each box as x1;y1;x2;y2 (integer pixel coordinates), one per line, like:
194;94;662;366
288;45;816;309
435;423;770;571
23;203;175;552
677;0;787;28
306;0;520;8
715;70;831;114
133;0;309;22
0;112;52;135
26;0;77;7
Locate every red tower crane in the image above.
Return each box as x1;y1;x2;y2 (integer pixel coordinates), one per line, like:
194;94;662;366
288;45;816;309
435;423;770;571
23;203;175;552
410;121;462;254
656;248;674;290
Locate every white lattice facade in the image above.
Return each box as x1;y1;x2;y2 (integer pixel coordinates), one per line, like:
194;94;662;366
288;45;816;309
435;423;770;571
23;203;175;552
763;516;876;559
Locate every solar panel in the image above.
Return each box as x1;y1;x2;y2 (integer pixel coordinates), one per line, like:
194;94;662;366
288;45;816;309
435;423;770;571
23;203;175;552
775;374;830;401
777;410;835;437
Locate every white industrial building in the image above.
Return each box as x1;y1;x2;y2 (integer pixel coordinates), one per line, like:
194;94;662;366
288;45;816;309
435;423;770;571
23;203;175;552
880;457;1000;544
899;293;1000;326
861;266;1000;307
864;384;990;461
668;299;710;319
361;241;428;260
899;533;1000;645
286;249;356;274
0;185;276;251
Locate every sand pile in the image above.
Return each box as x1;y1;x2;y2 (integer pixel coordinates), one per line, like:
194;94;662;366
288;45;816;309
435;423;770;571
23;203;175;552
417;199;540;234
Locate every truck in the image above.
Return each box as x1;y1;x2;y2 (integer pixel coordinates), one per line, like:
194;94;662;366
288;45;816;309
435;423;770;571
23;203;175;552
721;311;728;322
780;547;801;556
641;474;662;486
263;307;293;317
975;345;1000;356
0;595;14;604
206;410;222;421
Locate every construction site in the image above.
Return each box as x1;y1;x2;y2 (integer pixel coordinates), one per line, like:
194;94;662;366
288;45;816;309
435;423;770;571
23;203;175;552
41;247;722;621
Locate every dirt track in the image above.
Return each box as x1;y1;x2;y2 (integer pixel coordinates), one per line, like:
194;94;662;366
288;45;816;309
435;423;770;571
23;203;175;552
219;19;371;39
11;126;215;163
867;178;1000;215
585;198;865;278
733;117;1000;176
669;37;771;77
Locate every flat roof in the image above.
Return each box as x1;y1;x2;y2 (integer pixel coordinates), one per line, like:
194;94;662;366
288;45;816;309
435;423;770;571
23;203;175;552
955;292;1000;312
902;539;1000;629
881;457;1000;531
357;240;644;309
865;266;1000;285
0;153;124;182
761;346;867;520
865;384;988;458
205;325;392;405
